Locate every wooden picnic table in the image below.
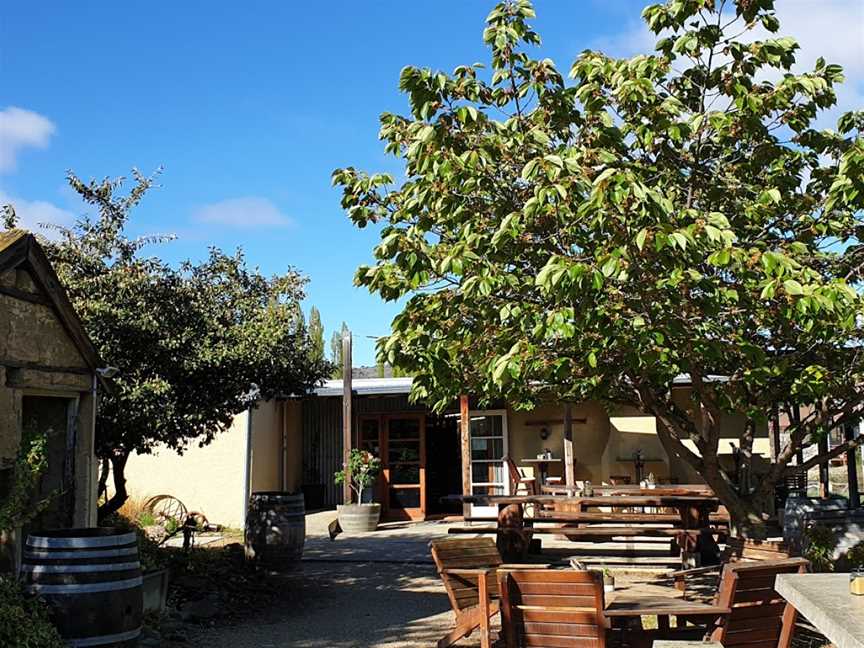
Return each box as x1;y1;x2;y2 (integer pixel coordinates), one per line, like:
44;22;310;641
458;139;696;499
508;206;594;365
541;484;715;496
448;493;721;563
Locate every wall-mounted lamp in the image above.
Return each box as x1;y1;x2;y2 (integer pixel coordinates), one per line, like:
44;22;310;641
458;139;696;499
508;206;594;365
539;427;550;441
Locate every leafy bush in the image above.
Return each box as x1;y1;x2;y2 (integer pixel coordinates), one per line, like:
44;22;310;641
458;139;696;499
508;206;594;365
846;542;864;569
0;576;63;648
100;512;167;572
334;449;381;503
803;525;837;573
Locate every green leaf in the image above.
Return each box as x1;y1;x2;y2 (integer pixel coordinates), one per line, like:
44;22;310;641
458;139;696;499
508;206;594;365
783;279;804;295
635;228;648;252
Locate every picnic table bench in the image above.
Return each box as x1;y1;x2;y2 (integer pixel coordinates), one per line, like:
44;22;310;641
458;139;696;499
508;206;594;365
445;493;722;564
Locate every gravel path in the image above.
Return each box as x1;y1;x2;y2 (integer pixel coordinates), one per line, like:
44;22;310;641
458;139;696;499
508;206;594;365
186;511;668;647
190;511;477;647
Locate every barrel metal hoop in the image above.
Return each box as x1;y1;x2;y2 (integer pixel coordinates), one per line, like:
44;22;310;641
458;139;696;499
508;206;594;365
21;561;141;574
67;627;142;647
26;576;143;594
26;533;138;549
23;547;139;560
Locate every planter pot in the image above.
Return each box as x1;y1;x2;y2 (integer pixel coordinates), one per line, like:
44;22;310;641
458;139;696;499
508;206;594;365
142;568;170;615
337;503;381;533
603;576;615;594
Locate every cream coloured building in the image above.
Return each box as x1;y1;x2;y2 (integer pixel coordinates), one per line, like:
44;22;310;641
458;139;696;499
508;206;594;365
122;377;769;527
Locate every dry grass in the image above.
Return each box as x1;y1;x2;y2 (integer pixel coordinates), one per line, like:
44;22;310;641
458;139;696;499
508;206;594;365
117;495;153;526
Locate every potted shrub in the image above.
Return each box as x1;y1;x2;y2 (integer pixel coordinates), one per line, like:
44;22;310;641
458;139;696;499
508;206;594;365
334;449;382;533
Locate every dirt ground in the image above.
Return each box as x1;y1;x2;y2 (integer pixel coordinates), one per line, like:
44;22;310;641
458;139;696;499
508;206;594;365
185;511;670;648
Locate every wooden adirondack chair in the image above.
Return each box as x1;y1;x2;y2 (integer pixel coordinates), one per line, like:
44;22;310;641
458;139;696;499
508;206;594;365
430;537;503;648
497;568;608;648
669;537;792;594
708;558;809;648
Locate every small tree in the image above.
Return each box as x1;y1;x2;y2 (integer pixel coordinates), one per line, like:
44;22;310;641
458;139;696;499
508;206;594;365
329;322;350;378
334;449;381;504
308;306;326;363
4;169;330;518
334;0;864;536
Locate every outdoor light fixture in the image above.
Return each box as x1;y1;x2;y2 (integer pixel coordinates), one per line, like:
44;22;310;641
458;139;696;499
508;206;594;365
96;366;120;378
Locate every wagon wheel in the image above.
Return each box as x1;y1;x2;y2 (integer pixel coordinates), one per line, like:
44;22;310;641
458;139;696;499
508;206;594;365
143;495;188;530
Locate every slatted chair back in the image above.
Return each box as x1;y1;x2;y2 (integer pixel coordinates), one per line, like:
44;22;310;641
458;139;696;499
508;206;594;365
710;558;808;648
431;537;502;613
726;537;792;562
504;456;538;495
498;568;607;648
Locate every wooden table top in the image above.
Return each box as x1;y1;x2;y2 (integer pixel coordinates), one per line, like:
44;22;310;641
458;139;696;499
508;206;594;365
775;574;864;648
605;595;728;617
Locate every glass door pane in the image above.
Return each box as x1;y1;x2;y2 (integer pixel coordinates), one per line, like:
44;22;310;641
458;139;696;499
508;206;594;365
384;415;425;520
469;412;507;517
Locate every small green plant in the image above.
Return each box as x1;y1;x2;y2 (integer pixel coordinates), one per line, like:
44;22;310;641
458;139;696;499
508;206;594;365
100;512;167;573
164;517;179;536
334;449;381;504
0;576;64;648
844;542;864;570
0;424;56;532
803;524;837;573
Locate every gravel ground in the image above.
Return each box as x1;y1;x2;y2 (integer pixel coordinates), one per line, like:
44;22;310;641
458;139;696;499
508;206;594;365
185;511;676;647
190;561;457;647
189;511;467;647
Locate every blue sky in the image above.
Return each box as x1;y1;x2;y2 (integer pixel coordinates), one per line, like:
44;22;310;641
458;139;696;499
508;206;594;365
2;1;861;365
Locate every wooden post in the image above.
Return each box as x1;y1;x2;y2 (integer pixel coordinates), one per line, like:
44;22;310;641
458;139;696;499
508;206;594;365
342;330;353;505
818;435;830;499
845;424;860;508
563;403;575;489
460;394;471;519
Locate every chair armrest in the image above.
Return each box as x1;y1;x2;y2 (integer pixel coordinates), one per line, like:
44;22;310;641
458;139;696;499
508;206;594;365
441;567;495;577
500;563;551;569
667;565;721;579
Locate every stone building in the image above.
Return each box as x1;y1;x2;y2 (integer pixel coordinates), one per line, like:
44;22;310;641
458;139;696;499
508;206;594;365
1;230;105;568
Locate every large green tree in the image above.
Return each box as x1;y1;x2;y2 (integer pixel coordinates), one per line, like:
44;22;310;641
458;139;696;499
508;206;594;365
5;170;329;518
334;0;864;535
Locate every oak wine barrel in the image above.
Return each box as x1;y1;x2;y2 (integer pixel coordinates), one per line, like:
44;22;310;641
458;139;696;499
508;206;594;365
245;491;305;570
21;527;143;647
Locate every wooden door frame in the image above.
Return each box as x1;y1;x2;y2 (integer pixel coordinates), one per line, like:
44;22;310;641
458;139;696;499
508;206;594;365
468;409;509;518
383;413;426;521
358;412;426;521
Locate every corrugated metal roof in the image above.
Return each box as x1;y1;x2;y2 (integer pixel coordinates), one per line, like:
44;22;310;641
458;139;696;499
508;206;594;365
310;374;728;396
312;377;414;397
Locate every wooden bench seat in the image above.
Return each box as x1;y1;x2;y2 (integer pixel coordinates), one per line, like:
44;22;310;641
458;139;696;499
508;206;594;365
449;525;725;540
463;512;730;525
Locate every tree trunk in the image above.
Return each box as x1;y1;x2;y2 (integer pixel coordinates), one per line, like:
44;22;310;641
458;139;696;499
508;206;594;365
700;466;774;539
96;452;129;523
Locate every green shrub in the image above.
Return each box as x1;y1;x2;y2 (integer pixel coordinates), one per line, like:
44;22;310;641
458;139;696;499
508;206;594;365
101;512;167;572
0;576;63;648
803;525;837;573
844;542;864;570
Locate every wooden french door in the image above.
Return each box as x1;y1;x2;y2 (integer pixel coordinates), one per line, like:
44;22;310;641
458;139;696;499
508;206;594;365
358;413;426;521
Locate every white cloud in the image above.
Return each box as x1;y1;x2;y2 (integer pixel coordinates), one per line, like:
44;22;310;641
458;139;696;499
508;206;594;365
191;197;293;228
0;189;75;238
0;107;56;173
